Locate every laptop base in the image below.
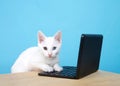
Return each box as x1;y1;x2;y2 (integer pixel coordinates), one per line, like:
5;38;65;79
38;66;78;79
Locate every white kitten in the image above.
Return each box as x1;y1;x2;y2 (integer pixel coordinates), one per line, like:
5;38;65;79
11;31;63;73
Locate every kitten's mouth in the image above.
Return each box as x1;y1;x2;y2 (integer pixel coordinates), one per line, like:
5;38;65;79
48;55;53;58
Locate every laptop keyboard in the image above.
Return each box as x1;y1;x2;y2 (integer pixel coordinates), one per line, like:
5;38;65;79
39;66;77;78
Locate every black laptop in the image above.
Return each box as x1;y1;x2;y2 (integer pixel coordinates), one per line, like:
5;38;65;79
38;34;103;79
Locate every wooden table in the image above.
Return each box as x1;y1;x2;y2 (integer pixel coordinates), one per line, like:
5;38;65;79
0;70;120;86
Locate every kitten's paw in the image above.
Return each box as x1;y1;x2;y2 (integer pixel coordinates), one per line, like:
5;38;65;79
41;65;53;72
53;64;63;72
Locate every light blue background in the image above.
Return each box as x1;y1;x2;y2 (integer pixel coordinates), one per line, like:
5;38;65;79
0;0;120;74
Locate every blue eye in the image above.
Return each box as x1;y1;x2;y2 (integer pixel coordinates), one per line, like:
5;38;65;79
43;47;47;50
53;46;56;50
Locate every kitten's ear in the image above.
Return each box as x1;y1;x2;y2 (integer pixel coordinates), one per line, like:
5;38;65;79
54;31;62;43
38;31;46;43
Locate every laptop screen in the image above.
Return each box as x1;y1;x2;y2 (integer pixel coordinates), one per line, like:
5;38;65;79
76;34;103;78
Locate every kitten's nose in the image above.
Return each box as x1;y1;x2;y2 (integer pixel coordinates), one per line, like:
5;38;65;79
48;53;52;58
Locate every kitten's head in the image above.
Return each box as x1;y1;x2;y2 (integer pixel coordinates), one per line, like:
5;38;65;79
38;31;62;58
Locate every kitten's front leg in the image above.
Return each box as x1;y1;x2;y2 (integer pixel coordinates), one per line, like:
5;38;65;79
53;64;63;72
39;64;54;72
30;63;53;72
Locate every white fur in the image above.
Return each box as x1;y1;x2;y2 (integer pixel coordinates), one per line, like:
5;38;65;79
11;31;63;73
